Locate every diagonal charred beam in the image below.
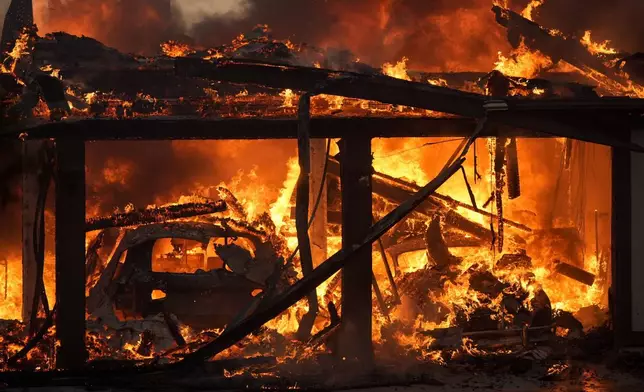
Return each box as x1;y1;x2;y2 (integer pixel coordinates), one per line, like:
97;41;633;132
326;158;495;240
85;200;227;232
492;5;624;83
174;144;472;367
554;260;596;286
371;165;532;232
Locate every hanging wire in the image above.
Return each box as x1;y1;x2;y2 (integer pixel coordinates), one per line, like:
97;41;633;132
373;138;463;159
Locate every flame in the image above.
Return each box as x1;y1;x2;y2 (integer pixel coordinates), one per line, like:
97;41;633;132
280;89;296;108
580;31;618;56
1;31;31;75
521;0;545;21
382;57;411;81
494;41;553;78
161;41;195;58
269;158;300;234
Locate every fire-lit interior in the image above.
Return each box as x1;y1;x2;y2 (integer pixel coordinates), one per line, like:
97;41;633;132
0;0;642;386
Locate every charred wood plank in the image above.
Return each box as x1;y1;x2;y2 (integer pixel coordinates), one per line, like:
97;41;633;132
374;218;400;302
163;312;186;348
385;234;482;265
174;147;469;367
506;138;521;199
492;6;624;84
85;200;227;232
175;58;486;118
418;324;554;349
554;260;596;286
307;302;341;350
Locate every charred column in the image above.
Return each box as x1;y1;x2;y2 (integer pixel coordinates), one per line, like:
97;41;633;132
338;136;373;364
55;139;87;369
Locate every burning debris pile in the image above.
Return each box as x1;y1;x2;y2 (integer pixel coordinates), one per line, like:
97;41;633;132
0;0;640;389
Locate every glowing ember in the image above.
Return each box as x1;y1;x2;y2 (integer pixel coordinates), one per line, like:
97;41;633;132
161;40;195;58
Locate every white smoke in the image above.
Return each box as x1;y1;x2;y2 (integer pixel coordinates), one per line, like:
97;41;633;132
0;0;245;38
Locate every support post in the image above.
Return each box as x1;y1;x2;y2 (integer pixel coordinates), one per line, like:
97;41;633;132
309;138;328;267
338;136;373;364
21;140;44;324
55;139;87;369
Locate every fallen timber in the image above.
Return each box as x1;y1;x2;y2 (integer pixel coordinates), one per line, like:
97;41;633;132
85;200;227;232
326;158;494;241
554;260;596;286
492;5;625;85
418;324;555;350
370;165;532;232
172;118;485;367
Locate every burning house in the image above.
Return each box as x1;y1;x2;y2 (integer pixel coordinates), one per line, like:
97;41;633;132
0;0;644;390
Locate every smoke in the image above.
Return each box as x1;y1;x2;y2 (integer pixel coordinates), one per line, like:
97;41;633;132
39;0;188;54
189;0;512;72
85;140;296;217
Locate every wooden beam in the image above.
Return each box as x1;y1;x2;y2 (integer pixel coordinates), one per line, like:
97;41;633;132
8;117;497;140
175;58;486;118
338;136;374;363
9;115;642;151
85;200;227;232
55;139;87;369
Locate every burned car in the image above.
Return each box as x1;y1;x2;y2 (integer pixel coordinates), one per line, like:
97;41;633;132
87;220;285;330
